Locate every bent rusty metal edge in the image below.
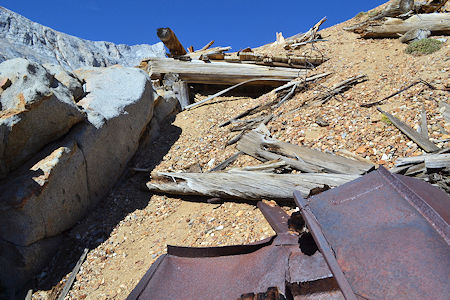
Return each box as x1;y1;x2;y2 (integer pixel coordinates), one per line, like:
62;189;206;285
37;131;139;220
293;191;357;300
294;167;450;300
377;166;450;243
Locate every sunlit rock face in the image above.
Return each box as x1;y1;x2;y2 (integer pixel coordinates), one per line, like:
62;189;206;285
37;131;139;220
0;6;165;70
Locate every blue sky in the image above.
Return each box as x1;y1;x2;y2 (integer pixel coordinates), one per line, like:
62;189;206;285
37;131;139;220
3;1;386;50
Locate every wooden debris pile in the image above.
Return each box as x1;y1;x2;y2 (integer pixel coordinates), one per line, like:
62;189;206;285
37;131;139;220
345;0;450;43
392;149;450;192
143;10;449;202
139;21;333;110
370;85;449;192
281;17;328;50
146;116;375;201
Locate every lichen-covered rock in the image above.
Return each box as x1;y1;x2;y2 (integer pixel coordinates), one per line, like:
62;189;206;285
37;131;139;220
0;58;85;178
0;6;165;70
0;64;156;293
72;65;155;203
0;140;89;246
43;63;84;100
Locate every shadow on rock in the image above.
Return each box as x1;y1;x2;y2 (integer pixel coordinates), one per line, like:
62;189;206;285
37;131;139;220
29;118;182;296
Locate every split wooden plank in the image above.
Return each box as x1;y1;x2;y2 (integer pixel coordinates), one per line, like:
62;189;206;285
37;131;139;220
228;160;288;173
395;148;450;166
219;72;332;127
237;131;374;174
404;162;426;176
184;46;231;60
353;13;450;38
208;151;243;172
156;27;187;57
147;171;359;200
336;149;375;165
146;57;306;85
425;153;450;169
284;17;327;48
57;248;89;300
172;80;190;109
289;39;328;49
440;101;450;123
419;108;429;139
377;108;440;153
272;72;332;93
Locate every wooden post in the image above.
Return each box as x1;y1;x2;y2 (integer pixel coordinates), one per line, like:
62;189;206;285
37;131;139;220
172;80;190;109
156;27;187;57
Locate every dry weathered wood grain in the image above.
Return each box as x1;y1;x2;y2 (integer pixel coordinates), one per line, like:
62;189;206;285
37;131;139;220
377;108;440;153
237;131;374;174
355;13;450;38
146;58;306;85
156;27;187;57
147;171;359;200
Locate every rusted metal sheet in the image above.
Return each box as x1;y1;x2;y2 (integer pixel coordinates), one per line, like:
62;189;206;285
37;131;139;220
128;201;340;299
294;166;450;300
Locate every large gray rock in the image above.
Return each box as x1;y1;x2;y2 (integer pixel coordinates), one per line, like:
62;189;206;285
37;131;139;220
0;58;85;178
0;140;89;246
0;6;165;71
0;64;157;293
43;63;84;100
72;65;155;203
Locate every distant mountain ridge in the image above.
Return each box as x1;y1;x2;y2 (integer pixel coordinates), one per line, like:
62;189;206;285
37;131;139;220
0;6;165;70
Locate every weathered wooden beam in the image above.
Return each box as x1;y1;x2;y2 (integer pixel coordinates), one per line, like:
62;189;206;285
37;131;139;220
419;108;429;139
355;13;450;38
237;131;374;174
425;153;450;169
184;46;231;60
57;248;88;300
146;58;306;85
156;27;187;57
284;17;327;48
395;149;450;166
200;40;215;51
208;151;243;172
377;108;440;153
172;80;190;109
218;72;332;127
147;171;359;200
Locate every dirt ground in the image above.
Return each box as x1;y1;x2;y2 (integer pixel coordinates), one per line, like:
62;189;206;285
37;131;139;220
32;8;448;300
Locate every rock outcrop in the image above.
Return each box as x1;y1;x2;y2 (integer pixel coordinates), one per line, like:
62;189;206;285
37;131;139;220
73;66;155;203
0;58;85;178
0;59;179;292
0;6;165;70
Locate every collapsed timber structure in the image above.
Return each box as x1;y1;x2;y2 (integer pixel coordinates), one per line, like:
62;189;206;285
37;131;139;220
125;9;450;298
140;22;328;110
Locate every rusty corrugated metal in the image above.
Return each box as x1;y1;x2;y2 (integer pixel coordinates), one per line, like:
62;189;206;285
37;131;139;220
128;201;340;299
294;166;450;299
